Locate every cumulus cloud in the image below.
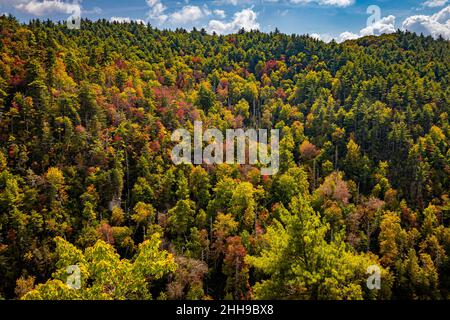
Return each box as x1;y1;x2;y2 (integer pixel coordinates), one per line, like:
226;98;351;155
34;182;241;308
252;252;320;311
14;0;80;16
207;8;259;34
337;15;396;42
338;31;359;41
402;5;450;39
146;0;168;24
169;5;208;24
311;31;360;43
146;2;211;25
359;15;396;36
338;6;450;41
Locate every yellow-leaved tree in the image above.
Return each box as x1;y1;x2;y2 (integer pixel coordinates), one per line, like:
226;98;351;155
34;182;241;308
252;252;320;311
23;233;176;300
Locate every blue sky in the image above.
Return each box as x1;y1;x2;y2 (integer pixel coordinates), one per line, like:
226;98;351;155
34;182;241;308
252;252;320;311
0;0;449;41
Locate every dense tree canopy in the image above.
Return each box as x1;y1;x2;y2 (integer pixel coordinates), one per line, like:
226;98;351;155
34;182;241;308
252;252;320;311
0;16;449;300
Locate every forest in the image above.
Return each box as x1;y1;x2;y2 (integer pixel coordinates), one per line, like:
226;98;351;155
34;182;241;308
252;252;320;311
0;15;449;300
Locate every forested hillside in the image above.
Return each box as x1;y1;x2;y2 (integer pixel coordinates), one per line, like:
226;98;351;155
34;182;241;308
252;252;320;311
0;16;449;300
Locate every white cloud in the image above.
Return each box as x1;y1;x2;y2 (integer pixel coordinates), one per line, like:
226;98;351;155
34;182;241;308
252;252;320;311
110;17;145;24
169;5;207;24
423;0;448;8
221;0;354;6
111;16;131;23
146;0;167;24
338;6;450;41
312;32;360;43
146;1;211;25
214;9;226;19
310;33;333;43
207;8;259;34
289;0;355;7
402;5;450;39
360;15;396;36
14;0;80;16
338;31;359;41
337;15;396;42
221;0;247;5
